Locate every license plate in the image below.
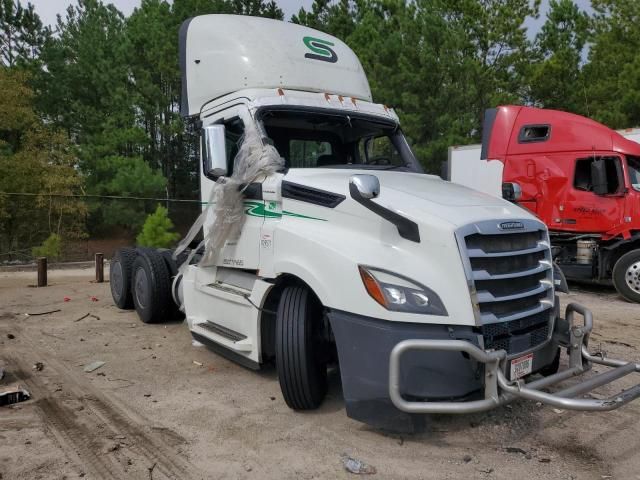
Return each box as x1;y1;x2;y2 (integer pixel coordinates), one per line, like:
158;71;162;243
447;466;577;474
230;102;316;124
510;353;533;380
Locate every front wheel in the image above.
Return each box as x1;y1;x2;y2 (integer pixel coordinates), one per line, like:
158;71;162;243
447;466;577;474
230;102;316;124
276;285;328;410
613;250;640;303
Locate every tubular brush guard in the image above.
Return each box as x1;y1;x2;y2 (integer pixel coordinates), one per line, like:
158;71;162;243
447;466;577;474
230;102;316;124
389;303;640;414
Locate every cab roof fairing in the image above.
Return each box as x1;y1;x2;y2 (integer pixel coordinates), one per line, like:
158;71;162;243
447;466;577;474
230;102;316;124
483;105;640;160
180;15;373;117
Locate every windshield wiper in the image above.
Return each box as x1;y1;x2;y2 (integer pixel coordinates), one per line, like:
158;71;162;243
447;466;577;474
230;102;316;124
375;164;409;170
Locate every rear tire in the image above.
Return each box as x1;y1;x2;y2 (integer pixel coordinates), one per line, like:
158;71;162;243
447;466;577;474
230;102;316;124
276;285;327;410
613;250;640;303
110;248;137;309
131;249;173;323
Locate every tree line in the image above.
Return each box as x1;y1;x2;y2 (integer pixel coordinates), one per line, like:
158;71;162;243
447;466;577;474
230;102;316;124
0;0;638;257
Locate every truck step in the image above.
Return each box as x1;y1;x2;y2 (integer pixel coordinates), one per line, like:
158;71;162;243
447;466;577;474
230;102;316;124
198;321;247;343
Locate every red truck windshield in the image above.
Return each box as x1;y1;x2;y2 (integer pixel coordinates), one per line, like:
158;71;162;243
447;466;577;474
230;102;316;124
628;157;640;192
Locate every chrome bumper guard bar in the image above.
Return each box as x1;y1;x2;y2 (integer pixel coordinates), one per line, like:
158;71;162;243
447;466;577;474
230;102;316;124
389;303;640;414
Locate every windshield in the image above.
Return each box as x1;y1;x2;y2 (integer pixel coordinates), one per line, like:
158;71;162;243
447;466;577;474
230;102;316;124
628;156;640;192
259;108;423;173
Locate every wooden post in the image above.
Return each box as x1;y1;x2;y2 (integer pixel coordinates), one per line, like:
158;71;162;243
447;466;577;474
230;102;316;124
37;257;47;287
95;253;104;283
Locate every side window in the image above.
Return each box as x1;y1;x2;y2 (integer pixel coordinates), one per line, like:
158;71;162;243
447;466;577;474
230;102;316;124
224;117;245;175
363;135;402;166
574;156;623;194
289;140;333;168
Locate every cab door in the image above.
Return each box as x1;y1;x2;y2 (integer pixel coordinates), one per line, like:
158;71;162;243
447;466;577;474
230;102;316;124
559;155;626;233
200;110;264;270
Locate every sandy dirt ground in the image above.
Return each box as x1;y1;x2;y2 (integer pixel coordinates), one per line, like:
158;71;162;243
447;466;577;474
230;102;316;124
1;267;639;480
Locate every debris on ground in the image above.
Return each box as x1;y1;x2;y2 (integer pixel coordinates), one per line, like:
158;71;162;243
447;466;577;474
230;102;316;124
0;387;30;406
63;297;71;302
192;361;203;367
7;333;15;339
90;296;99;302
553;409;565;414
148;462;157;480
83;361;106;373
342;455;377;475
463;455;473;463
32;362;44;372
74;313;100;322
505;447;527;455
24;309;61;317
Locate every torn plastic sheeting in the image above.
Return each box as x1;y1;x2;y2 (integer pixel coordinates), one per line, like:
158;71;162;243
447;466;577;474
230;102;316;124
174;120;284;269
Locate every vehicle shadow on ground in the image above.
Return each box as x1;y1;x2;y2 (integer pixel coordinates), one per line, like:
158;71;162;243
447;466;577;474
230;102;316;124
256;364;346;415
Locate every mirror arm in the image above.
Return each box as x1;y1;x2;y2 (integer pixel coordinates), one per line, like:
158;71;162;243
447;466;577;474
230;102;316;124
349;183;420;243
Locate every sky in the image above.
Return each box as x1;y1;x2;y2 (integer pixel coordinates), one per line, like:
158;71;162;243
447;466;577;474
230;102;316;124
29;0;593;37
29;0;315;25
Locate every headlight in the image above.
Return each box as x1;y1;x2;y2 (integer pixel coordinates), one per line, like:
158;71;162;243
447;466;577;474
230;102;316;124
358;266;448;316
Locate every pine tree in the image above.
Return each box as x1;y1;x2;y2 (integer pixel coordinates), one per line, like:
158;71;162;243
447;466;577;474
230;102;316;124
137;205;180;248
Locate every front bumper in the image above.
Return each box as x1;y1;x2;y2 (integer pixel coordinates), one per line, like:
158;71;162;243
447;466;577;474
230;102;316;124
328;304;640;432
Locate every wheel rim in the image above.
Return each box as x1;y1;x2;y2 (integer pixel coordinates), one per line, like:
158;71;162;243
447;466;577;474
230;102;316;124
110;261;123;300
134;267;148;309
625;261;640;293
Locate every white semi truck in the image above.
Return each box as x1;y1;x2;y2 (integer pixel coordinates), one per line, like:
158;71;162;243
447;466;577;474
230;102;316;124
109;15;640;431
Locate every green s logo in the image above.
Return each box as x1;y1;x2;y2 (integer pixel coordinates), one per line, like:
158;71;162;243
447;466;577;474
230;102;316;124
303;36;338;63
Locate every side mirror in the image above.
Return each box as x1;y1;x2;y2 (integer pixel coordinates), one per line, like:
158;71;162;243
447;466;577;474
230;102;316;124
502;182;522;202
202;125;227;177
349;174;380;200
591;159;608;195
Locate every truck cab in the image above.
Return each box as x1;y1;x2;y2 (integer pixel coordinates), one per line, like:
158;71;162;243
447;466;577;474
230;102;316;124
110;16;640;431
479;106;640;302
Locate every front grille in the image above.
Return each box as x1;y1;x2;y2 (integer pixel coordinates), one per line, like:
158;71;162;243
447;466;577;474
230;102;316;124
480;311;550;355
457;220;554;356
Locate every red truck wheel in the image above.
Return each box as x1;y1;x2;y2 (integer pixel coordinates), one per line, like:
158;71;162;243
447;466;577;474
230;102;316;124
613;250;640;303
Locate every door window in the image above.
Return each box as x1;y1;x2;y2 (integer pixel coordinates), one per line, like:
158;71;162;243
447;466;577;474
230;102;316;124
573;156;623;194
223;117;245;175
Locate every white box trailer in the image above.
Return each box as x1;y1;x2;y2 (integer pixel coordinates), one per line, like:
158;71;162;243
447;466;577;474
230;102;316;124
109;15;640;431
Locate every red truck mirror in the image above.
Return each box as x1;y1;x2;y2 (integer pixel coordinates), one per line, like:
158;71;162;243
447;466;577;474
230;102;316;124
591;159;608;195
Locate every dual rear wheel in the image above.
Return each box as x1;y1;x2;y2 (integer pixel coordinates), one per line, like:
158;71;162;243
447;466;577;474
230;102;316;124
110;247;176;323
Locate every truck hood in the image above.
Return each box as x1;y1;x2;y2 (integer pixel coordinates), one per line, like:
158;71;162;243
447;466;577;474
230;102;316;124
283;169;531;228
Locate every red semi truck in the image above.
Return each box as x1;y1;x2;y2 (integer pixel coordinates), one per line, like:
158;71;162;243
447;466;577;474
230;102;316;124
449;106;640;302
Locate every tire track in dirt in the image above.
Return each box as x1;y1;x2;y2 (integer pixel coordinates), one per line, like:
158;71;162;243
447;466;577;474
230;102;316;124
3;334;199;479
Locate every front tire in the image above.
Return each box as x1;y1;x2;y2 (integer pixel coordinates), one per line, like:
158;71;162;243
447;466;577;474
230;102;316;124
613;250;640;303
131;249;173;323
276;285;328;410
110;248;137;309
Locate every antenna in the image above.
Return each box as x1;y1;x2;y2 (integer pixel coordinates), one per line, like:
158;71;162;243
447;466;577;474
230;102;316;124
583;84;590;117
